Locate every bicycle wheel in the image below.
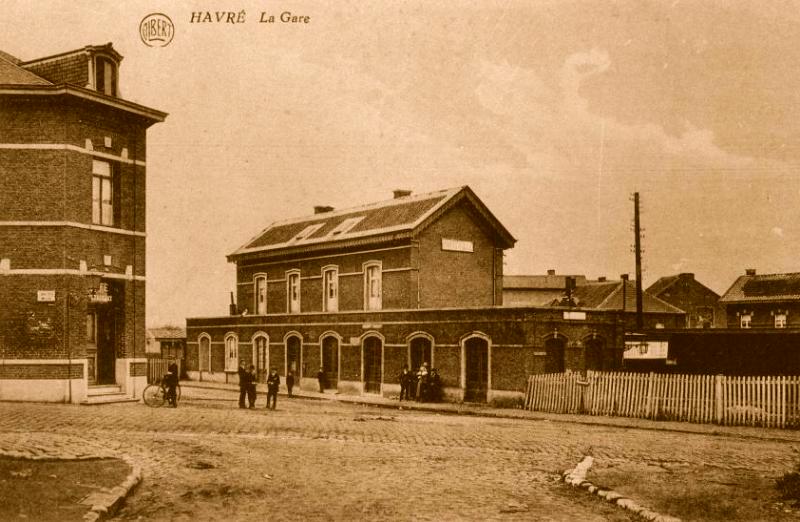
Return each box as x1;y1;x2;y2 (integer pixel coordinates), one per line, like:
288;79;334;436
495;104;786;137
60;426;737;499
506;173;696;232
143;384;166;407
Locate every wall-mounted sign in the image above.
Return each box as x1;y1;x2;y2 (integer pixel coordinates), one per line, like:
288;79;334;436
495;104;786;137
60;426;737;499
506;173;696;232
88;283;113;304
37;290;55;302
563;311;587;320
441;238;474;253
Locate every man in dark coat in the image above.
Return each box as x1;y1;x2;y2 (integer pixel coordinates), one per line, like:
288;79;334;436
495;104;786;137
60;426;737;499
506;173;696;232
317;367;326;393
266;368;280;410
286;370;295;397
246;364;257;408
399;365;411;401
237;360;249;408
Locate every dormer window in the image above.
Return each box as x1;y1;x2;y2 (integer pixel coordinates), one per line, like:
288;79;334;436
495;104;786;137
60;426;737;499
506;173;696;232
95;56;118;97
329;216;364;237
775;312;787;329
740;313;752;329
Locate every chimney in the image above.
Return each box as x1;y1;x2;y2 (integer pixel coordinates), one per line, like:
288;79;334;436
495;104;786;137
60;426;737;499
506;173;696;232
229;291;237;315
393;189;412;199
745;268;756;276
314;205;334;214
598;276;607;282
547;269;556;276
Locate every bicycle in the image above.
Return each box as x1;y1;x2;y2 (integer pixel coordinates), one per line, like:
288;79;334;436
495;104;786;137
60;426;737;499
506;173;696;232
142;377;182;407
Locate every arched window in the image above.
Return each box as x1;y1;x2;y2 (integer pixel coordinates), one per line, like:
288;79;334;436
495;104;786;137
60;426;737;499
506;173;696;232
363;261;382;311
287;270;301;313
253;333;269;383
224;333;238;371
254;275;267;315
322;266;339;312
95;56;118;97
198;334;211;372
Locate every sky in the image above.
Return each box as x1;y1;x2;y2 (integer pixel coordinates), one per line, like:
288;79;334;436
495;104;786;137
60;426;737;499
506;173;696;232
2;1;799;327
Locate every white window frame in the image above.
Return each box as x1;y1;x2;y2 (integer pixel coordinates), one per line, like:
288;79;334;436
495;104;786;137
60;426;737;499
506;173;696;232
775;313;787;329
287;270;301;313
740;313;752;329
254;274;268;315
92;159;114;226
363;261;382;311
252;332;269;373
322;265;339;312
224;333;238;371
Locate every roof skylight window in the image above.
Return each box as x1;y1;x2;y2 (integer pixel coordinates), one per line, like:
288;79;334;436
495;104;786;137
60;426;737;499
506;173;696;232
291;223;324;242
329;216;364;236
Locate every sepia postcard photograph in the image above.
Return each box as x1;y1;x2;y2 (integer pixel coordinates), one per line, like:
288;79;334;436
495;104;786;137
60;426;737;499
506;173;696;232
1;1;800;520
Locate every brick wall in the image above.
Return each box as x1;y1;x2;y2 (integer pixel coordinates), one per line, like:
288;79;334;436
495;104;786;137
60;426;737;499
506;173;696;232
0;363;83;379
236;246;413;314
417;202;501;308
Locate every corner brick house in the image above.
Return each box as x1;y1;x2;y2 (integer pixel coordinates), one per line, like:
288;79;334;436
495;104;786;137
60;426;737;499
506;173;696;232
0;44;165;403
186;187;685;402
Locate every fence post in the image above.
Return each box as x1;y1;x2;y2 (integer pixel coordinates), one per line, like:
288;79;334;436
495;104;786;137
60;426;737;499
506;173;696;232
645;372;654;419
714;374;724;424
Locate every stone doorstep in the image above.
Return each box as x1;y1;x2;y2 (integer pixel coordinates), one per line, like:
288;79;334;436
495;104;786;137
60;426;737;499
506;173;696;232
81;394;139;406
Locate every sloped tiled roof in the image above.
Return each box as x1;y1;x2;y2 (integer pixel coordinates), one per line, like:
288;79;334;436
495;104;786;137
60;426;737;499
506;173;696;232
148;326;186;340
646;275;680;296
503;274;587;289
554;280;685;313
720;272;800;303
0;53;51;85
229;186;515;260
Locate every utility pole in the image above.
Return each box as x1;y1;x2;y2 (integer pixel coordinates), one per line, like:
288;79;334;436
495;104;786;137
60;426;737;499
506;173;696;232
633;193;644;330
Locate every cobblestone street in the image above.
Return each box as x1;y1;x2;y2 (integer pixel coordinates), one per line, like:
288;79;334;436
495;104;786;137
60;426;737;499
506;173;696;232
1;387;798;521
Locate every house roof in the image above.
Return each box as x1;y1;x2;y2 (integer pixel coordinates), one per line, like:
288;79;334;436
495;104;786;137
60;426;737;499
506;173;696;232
148;327;186;340
0;53;51;85
503;274;587;290
646;273;720;299
228;186;516;261
720;272;800;303
554;280;685;314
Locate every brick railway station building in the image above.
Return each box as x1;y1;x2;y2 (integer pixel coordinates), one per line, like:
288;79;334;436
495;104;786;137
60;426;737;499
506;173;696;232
0;44;165;403
186;187;684;402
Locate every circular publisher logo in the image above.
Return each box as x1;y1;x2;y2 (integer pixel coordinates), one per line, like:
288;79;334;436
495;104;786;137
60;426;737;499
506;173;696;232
140;13;174;47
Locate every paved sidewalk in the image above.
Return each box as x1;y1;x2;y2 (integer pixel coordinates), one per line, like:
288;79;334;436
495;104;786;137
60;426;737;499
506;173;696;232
182;379;800;443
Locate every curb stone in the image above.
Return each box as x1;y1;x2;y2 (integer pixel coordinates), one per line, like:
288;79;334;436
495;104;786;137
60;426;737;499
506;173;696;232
83;455;142;522
562;456;681;522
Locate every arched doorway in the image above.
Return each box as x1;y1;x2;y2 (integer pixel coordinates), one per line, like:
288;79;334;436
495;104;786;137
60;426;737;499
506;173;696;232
286;335;302;380
409;336;432;372
585;337;604;372
198;334;210;380
463;336;489;403
544;337;566;373
362;336;383;394
321;335;339;390
253;334;268;383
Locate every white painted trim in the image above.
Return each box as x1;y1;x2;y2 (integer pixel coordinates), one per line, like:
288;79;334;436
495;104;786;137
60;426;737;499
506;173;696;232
0;268;144;281
0;143;146;166
0;221;146;237
253;273;268;316
197;333;212;374
321;266;339;313
223;332;239;372
0;359;88;365
231;244;412;263
382;267;413;274
251;332;269;374
286;269;301;314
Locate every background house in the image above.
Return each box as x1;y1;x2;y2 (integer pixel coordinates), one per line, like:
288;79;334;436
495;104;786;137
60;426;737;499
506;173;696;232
647;273;723;328
720;269;800;330
503;271;588;307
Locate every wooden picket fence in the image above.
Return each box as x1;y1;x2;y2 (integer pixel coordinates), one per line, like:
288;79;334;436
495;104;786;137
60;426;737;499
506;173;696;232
524;371;800;429
147;357;182;384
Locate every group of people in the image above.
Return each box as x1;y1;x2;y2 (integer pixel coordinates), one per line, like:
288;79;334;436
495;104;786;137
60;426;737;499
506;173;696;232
399;362;442;402
238;361;329;409
238;361;284;410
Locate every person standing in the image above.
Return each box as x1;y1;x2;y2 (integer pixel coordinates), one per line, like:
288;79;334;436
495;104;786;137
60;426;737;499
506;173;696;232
316;367;326;393
165;361;179;408
399;365;410;401
237;359;248;409
416;362;429;402
286;370;295;398
246;364;258;408
266;368;280;410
